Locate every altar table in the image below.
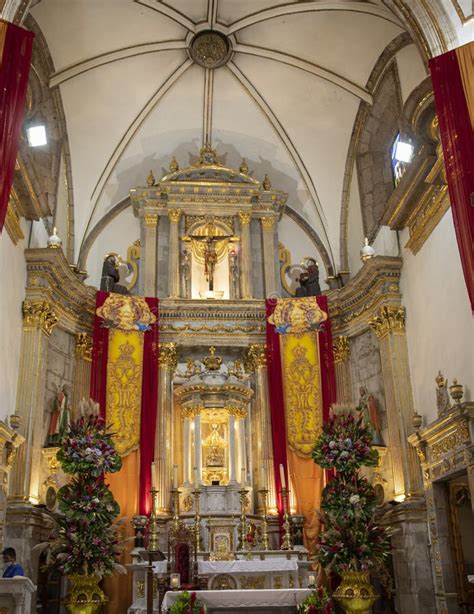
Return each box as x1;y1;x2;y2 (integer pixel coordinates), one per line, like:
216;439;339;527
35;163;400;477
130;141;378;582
161;589;313;613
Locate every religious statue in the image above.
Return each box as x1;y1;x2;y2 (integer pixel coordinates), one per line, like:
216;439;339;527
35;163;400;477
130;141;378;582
229;248;240;298
189;217;233;292
357;386;384;446
295;257;321;297
181;249;191;298
435;371;450;415
47;385;70;445
100;254;130;295
204;423;226;467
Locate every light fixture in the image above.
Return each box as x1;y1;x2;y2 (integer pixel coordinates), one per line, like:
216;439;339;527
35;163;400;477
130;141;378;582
26;124;47;147
170;573;180;591
393;139;413;163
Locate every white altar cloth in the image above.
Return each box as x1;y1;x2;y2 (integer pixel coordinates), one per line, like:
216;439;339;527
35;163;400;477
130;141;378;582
198;559;298;574
152;561;168;574
162;589;312;612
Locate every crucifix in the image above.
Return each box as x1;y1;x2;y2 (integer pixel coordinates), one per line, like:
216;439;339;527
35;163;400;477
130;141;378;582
189;217;233;292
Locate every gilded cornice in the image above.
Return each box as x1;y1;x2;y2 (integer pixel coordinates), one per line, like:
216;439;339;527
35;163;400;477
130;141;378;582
327;256;402;336
75;332;92;362
22;300;58;336
332;336;350;364
174;383;254;402
25;248;96;334
4;191;24;245
369;305;406;340
244;344;267;372
158;342;178;371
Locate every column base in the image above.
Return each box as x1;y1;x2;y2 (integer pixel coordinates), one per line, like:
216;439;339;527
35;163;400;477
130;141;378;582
382;497;436;614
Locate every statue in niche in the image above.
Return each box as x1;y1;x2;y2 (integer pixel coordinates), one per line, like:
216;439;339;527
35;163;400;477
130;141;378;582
435;371;450;415
181;249;191;297
100;254;130;295
229;248;240;298
189;217;233;291
47;384;71;446
357;386;384;446
295;257;321;297
204;423;226;467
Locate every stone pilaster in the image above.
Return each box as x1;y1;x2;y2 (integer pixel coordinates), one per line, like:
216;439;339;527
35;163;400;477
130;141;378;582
168;209;181;298
333;336;352;404
369;305;423;499
155;342;177;513
238;212;253;300
0;417;24;550
143;213;159;296
245;344;276;512
9;301;58;504
260;216;277;298
71;332;92;420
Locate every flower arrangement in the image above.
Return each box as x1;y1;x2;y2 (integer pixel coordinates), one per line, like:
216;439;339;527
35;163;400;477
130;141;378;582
297;588;332;613
312;412;379;474
39;410;124;578
168;591;206;614
313;410;391;574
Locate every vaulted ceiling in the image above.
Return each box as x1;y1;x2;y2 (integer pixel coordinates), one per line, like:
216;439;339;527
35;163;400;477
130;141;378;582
30;0;423;272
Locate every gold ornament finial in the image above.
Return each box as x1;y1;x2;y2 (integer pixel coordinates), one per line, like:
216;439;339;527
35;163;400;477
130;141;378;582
240;158;249;174
449;378;464;404
169;157;179;173
203;346;222;371
435;370;446;388
262;174;271;190
146;170;155;186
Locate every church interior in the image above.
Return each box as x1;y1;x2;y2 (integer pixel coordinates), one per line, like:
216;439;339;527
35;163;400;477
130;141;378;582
0;1;473;613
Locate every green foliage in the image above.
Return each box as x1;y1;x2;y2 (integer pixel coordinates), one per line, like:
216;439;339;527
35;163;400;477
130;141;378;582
297;588;332;613
168;591;206;614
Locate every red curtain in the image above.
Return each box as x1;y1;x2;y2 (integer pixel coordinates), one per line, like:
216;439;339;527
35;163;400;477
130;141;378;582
139;297;159;515
430;47;474;312
0;20;34;232
316;295;337;424
265;299;288;518
90;292;160;514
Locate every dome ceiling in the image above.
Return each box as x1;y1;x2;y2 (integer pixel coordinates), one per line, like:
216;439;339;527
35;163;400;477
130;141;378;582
31;0;408;270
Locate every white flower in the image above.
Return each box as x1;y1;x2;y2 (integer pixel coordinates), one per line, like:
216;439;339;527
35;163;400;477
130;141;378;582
328;441;336;449
349;494;360;505
340;451;349;458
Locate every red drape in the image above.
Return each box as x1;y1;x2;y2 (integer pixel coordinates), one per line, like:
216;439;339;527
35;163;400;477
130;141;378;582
90;291;110;418
430;48;474;312
0;20;34;232
90;291;160;514
265;299;288;518
139;297;159;515
316;295;337;424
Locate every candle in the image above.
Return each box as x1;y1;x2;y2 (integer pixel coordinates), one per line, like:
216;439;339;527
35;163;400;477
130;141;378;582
241;467;246;486
279;464;286;489
170;573;180;590
194;466;199;489
173;464;178;489
261;464;266;485
151;462;156;489
308;573;316;588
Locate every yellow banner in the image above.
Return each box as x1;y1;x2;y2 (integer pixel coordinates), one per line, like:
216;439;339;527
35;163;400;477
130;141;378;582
106;328;144;456
281;332;323;458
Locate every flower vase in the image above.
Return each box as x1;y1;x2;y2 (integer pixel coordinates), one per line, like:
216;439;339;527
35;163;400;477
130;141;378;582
64;574;108;614
333;570;378;614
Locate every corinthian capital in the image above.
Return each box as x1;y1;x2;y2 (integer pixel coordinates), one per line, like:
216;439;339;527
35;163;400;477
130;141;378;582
22;300;58;336
75;332;93;361
244;344;267;372
168;209;182;224
333;336;350;364
238;212;252;226
369;305;406;340
159;342;178;371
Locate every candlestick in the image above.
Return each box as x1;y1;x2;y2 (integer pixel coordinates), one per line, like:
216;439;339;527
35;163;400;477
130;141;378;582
192;487;201;584
280;487;293;551
171;488;181;533
279;463;286;489
173;464;178;489
258;488;270;552
238;487;252;559
148;487;160;552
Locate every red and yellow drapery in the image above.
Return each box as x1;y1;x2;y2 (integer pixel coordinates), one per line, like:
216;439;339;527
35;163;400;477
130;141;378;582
266;296;336;554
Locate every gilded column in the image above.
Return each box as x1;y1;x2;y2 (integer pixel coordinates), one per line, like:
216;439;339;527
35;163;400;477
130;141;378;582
228;413;237;484
143;212;159;296
245;344;276;512
155;342;177;513
168;209;182;298
194;413;202;485
333;336;352;403
72;332;92;421
260;216;277;298
9;301;58;503
238;212;253;299
369;306;423;499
